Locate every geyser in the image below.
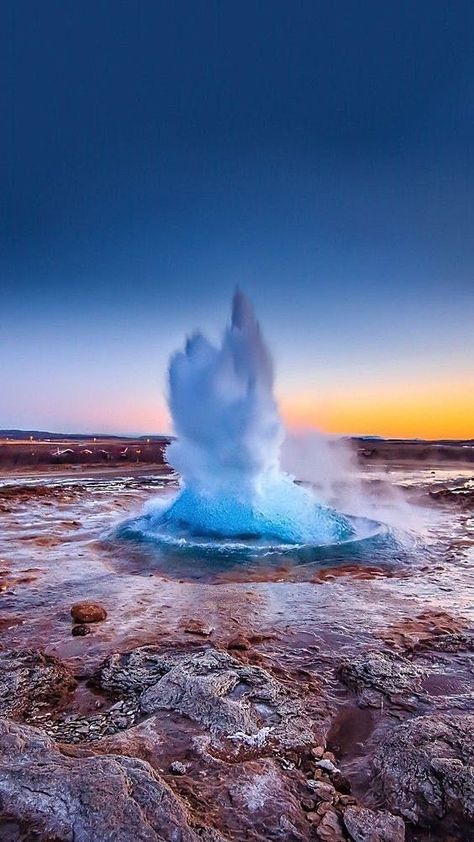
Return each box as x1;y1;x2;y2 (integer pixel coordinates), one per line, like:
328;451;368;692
143;291;355;546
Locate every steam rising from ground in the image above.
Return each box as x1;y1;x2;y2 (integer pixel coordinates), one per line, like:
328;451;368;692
152;292;356;544
282;429;424;534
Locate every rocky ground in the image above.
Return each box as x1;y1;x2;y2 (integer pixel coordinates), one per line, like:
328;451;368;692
0;463;473;840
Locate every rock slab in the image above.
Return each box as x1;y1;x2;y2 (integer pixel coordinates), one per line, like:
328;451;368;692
0;718;224;841
373;713;474;824
343;806;405;842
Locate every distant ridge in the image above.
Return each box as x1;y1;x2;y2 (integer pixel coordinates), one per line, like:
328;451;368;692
0;430;170;442
1;430;472;445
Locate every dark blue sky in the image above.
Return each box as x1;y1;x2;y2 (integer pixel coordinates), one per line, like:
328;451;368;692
2;1;473;435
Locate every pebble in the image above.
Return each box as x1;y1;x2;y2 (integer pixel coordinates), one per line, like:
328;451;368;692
315;758;339;773
310;781;336;802
71;624;91;637
183;619;213;636
169;761;188;775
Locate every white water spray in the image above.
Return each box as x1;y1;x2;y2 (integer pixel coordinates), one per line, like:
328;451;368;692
150;291;354;544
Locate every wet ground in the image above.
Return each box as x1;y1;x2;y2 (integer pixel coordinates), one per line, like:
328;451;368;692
0;462;473;840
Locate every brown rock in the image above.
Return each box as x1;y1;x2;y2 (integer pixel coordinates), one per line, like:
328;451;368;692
183;619;213;636
343;806;405;842
311;781;336;802
226;636;250;651
331;771;352;794
71;601;107;623
338;795;357;807
301;797;316;811
316;808;346;841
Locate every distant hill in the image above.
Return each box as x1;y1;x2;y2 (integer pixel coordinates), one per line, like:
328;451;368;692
0;430;170;442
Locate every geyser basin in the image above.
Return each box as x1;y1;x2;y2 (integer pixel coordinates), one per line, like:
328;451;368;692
118;291;386;556
117;504;386;556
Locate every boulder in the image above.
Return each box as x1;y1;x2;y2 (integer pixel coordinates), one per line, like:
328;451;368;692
71;601;107;623
343;806;405;842
96;647;327;752
0;718;224;841
373;713;474;825
338;650;425;707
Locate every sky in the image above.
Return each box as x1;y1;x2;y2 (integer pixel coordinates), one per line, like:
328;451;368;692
2;0;473;439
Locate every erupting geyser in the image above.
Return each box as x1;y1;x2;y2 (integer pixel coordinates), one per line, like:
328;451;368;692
141;291;355;546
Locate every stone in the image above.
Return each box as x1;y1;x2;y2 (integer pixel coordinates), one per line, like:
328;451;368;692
338;795;357;807
226;636;250;651
71;623;91;636
97;647;326;753
315;759;339;774
95;646;175;696
301;797;316;811
71;600;107;623
183;618;213;636
316;808;345;841
0;649;76;719
0;718;224;841
330;771;351;793
373;713;474;824
338;650;425;707
169;760;188;775
343;806;405;842
309;782;336;802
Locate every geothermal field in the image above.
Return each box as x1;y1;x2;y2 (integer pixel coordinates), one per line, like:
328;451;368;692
0;295;473;842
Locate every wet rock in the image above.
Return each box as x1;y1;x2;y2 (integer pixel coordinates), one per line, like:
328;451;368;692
0;649;76;719
0;718;224;841
338;650;425;707
96;647;327;752
183;618;214;636
96;646;177;696
226;635;250;651
135;648;322;751
71;600;107;623
373;713;474;824
226;760;308;840
71;623;91;636
343;806;405;842
377;610;473;653
99;722;312;840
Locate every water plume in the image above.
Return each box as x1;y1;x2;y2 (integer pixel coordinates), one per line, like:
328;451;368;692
149;291;355;545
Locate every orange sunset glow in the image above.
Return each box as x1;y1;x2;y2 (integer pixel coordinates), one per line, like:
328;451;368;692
281;380;474;440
